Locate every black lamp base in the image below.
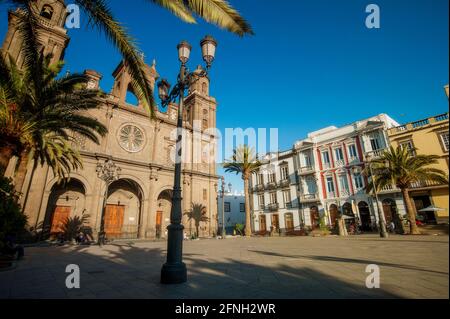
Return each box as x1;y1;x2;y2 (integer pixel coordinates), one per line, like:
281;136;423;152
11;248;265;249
161;262;187;284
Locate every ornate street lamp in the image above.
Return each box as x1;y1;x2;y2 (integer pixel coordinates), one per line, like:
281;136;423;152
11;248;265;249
158;36;217;284
96;158;121;246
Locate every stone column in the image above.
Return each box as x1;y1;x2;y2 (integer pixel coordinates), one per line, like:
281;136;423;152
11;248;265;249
146;169;159;238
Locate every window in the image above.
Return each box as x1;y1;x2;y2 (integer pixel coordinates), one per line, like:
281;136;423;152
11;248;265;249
348;144;358;158
40;4;54;20
326;177;335;193
354;173;364;189
334;148;344;161
270;192;277;204
257;173;264;185
440;132;449;152
304;154;312;167
202;109;208;130
258;194;265;207
282;190;291;207
339;175;349;192
240;203;245;212
224;202;231;212
400;140;416;156
269;172;276;183
203;189;207;201
280;166;289;180
370;136;382;150
322;151;330;164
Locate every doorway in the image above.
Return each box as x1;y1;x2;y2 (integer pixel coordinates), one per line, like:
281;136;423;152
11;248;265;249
358;201;372;231
156;211;163;238
50;206;71;237
259;215;267;233
104;204;125;239
271;214;280;231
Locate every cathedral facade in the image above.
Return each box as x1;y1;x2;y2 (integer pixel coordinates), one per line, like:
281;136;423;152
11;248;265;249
2;0;220;240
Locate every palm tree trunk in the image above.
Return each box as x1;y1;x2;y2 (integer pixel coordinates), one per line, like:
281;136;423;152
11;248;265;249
14;150;30;194
401;188;421;235
196;225;199;238
243;176;252;237
0;145;15;176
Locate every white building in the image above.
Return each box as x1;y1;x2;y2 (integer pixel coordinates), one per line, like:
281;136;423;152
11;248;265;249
250;149;300;234
217;190;246;235
250;113;407;234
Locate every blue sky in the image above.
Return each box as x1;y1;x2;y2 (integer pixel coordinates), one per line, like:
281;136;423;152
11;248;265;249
1;0;448;192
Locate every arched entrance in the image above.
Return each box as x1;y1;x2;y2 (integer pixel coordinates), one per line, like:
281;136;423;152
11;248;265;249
156;190;173;239
342;202;355;228
310;206;320;229
358;201;372;231
104;179;143;239
44;179;87;239
328;204;339;228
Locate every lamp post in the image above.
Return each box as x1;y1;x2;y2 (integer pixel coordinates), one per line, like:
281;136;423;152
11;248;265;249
157;36;217;284
366;158;388;238
96;158;121;246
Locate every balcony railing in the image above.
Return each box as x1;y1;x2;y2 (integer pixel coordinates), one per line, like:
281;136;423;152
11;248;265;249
340;189;350;197
348;156;360;164
323;162;331;170
265;181;277;190
259;204;266;210
435;113;449;122
335;159;345;167
410;180;446;189
389;113;449;134
268;203;279;211
253;184;264;192
366;148;386;160
299;193;319;201
327;191;337;199
299;166;314;174
279;179;290;188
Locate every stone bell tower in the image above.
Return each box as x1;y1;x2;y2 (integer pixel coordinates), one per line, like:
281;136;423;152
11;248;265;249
1;0;70;67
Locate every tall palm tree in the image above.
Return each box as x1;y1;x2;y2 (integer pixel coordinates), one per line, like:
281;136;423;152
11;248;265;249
184;203;209;238
1;0;253;116
365;146;448;235
223;145;260;237
0;51;107;191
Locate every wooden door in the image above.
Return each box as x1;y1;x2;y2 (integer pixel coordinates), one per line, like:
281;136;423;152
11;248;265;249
156;211;163;238
51;206;71;235
104;205;124;239
285;213;294;231
271;214;280;230
259;215;267;233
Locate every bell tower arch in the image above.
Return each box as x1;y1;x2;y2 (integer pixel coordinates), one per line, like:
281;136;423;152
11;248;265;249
1;0;70;67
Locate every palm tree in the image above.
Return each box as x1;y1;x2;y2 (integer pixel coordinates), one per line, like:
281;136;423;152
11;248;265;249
365;146;448;235
0;51;107;192
223;145;260;237
184;203;209;238
1;0;253;116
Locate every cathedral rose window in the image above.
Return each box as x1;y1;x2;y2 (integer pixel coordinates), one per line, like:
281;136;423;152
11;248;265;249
118;124;145;153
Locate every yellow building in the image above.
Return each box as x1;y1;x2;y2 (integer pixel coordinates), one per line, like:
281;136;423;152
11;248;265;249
387;112;449;224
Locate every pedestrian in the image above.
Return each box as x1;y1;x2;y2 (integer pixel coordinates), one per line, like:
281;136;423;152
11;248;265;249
388;221;395;233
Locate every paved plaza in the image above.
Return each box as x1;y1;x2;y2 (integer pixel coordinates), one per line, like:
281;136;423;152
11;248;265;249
0;235;448;299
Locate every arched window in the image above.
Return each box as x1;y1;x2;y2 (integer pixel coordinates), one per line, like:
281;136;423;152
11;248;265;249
201;82;208;95
125;83;139;106
40;5;54;20
202;109;208;130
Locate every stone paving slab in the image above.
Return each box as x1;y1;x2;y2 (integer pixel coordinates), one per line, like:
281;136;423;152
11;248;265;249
0;235;448;299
